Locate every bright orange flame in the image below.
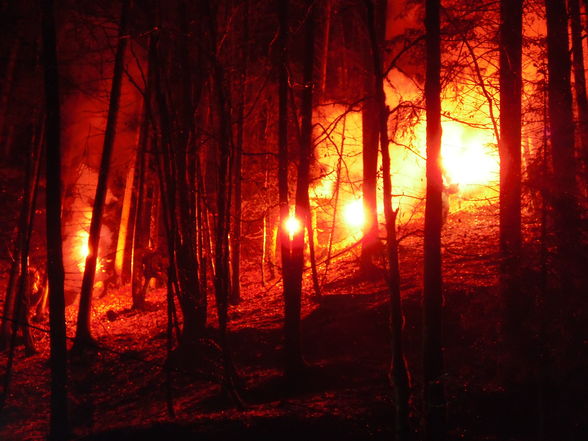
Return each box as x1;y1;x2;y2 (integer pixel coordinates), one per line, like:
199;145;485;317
284;215;302;241
344;199;364;229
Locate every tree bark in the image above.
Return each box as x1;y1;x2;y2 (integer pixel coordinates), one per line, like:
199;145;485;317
74;0;130;350
569;0;588;182
230;0;249;306
545;0;580;292
276;0;305;381
499;0;523;341
423;0;446;439
360;90;380;269
40;0;69;437
365;1;410;438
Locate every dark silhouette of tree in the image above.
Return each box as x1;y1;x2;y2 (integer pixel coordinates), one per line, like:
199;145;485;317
423;0;446;439
276;0;297;379
499;0;523;343
40;0;68;437
288;0;316;381
74;0;130;351
364;0;410;438
569;0;588;181
542;2;585;437
130;92;154;311
360;10;380;271
230;0;250;306
0;122;41;352
545;0;580;291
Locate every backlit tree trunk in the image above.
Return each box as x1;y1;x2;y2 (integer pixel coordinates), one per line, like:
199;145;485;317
545;0;580;290
230;0;249;306
499;0;523;341
423;0;446;439
74;0;129;350
276;0;305;381
41;0;69;437
360;75;380;269
569;0;588;181
364;1;410;438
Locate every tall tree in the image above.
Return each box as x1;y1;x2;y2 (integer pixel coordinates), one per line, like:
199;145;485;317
287;0;316;381
569;0;588;180
545;0;580;291
74;0;130;350
423;0;446;439
499;0;523;342
230;0;250;306
277;0;306;381
41;0;68;437
364;0;410;438
360;25;381;270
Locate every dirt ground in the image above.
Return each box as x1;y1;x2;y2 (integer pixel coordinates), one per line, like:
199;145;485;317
0;205;581;440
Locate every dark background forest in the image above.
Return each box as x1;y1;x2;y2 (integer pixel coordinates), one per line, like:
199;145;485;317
0;0;587;440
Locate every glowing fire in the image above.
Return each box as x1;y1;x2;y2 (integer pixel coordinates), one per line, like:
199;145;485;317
344;199;365;229
284;215;302;241
440;122;498;187
79;239;89;260
75;229;101;272
76;230;89;271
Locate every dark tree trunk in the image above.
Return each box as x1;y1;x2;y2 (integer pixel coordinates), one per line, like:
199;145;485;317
360;87;380;269
543;2;584;437
569;0;588;181
1;119;43;408
287;0;315;382
423;0;446;439
40;0;69;437
364;1;410;438
131;146;152;310
360;0;385;271
130;57;154;310
151;31;204;344
499;0;523;342
545;0;580;291
74;0;130;350
202;0;242;404
276;0;304;381
230;0;249;306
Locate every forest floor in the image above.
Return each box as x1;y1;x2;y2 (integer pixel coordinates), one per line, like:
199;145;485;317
0;203;561;440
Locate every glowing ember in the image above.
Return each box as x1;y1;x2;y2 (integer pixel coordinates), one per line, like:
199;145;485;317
344;199;365;229
284;215;302;240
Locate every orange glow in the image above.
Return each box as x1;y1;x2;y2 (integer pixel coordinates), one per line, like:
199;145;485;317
76;229;101;272
79;240;89;260
284;215;302;241
344;199;365;229
441;122;498;187
76;230;90;271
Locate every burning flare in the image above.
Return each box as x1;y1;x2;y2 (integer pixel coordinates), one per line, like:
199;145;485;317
344;199;365;229
284;215;302;241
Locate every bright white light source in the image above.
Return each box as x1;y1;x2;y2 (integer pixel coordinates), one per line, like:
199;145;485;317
284;215;302;241
441;122;498;187
344;199;365;229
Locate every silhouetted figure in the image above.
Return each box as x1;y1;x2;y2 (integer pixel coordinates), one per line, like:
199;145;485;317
442;180;459;224
135;249;166;309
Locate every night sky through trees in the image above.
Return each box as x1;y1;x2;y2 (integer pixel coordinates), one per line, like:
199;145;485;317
0;0;587;440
